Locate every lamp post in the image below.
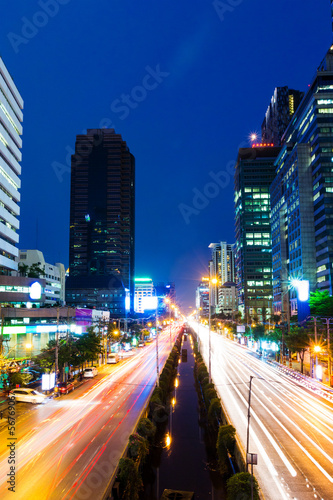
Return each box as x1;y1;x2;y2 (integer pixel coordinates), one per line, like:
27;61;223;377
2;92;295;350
165;298;172;349
155;289;159;387
308;316;318;378
208;277;218;383
322;318;332;387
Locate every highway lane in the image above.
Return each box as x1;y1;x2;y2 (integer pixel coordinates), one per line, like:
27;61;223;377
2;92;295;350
190;321;333;500
0;326;181;500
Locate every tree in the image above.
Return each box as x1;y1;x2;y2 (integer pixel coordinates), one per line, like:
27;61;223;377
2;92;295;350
128;433;149;465
285;326;311;373
310;290;333;317
118;458;143;500
27;263;46;278
216;424;236;474
251;324;265;341
226;472;259;500
18;263;29;277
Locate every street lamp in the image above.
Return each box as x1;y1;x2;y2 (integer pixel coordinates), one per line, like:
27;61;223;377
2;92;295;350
209;277;218;383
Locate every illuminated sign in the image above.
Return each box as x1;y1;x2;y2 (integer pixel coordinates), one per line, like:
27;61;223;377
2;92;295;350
141;296;158;311
251;143;274;148
291;279;310;302
29;281;42;300
134;277;152;282
42;373;55;391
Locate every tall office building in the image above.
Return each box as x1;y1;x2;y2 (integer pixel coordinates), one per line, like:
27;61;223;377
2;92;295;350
66;129;135;316
0;58;23;275
208;241;235;313
234;145;281;321
271;45;333;316
261;87;304;146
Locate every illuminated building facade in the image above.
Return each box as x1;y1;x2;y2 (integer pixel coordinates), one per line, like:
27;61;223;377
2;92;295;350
134;277;155;314
271;46;333;315
195;279;209;316
261;87;304;146
208;241;235;314
0;58;23;275
66;129;135;316
234;146;281;321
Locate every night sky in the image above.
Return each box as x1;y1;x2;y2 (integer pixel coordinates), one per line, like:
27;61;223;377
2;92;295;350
1;0;331;309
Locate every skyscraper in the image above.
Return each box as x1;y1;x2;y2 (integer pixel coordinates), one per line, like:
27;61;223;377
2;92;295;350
66;129;135;316
234;145;281;321
261;87;304;146
271;45;333;317
208;241;235;314
0;58;23;275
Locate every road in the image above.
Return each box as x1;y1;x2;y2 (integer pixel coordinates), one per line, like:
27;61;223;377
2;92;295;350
190;321;333;500
0;326;180;500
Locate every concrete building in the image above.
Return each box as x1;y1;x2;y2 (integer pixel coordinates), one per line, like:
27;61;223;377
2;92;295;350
17;249;66;305
218;281;237;317
1;307;109;358
261;87;303;146
0;275;45;308
0;58;23;275
66;129;135;316
234;145;281;321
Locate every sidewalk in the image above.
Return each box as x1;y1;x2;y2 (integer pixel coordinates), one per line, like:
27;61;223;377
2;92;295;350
146;333;226;499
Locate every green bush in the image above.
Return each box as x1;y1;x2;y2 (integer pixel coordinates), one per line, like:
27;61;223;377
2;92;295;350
204;387;218;406
208;398;221;424
226;472;259;500
197;365;208;381
137;418;156;441
216;424;236;473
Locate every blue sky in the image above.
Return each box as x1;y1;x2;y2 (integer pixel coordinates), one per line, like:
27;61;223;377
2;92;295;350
1;0;331;309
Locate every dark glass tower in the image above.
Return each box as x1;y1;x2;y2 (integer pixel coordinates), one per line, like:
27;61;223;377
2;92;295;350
66;129;135;315
261;87;304;146
234;146;281;321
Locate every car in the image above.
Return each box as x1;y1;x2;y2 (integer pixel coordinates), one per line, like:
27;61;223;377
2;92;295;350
9;388;46;404
83;367;98;378
138;342;145;348
107;353;120;364
54;381;75;394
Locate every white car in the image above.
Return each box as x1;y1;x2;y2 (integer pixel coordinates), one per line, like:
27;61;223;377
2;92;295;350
9;388;46;404
83;367;98;378
107;353;120;364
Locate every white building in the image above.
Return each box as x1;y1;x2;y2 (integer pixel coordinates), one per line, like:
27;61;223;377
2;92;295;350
0;58;23;275
134;277;156;314
219;282;237;317
17;250;66;305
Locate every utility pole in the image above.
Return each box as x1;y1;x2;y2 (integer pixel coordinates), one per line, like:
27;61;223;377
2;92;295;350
246;376;253;472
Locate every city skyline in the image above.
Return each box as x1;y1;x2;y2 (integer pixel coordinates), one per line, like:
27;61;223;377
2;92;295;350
1;0;331;308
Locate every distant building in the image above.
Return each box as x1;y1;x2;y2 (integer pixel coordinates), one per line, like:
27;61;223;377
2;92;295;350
17;249;66;306
66;129;135;316
219;282;237;317
261;87;303;146
134;277;155;314
209;242;235;313
196;279;209;316
234;145;281;321
0;58;23;275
